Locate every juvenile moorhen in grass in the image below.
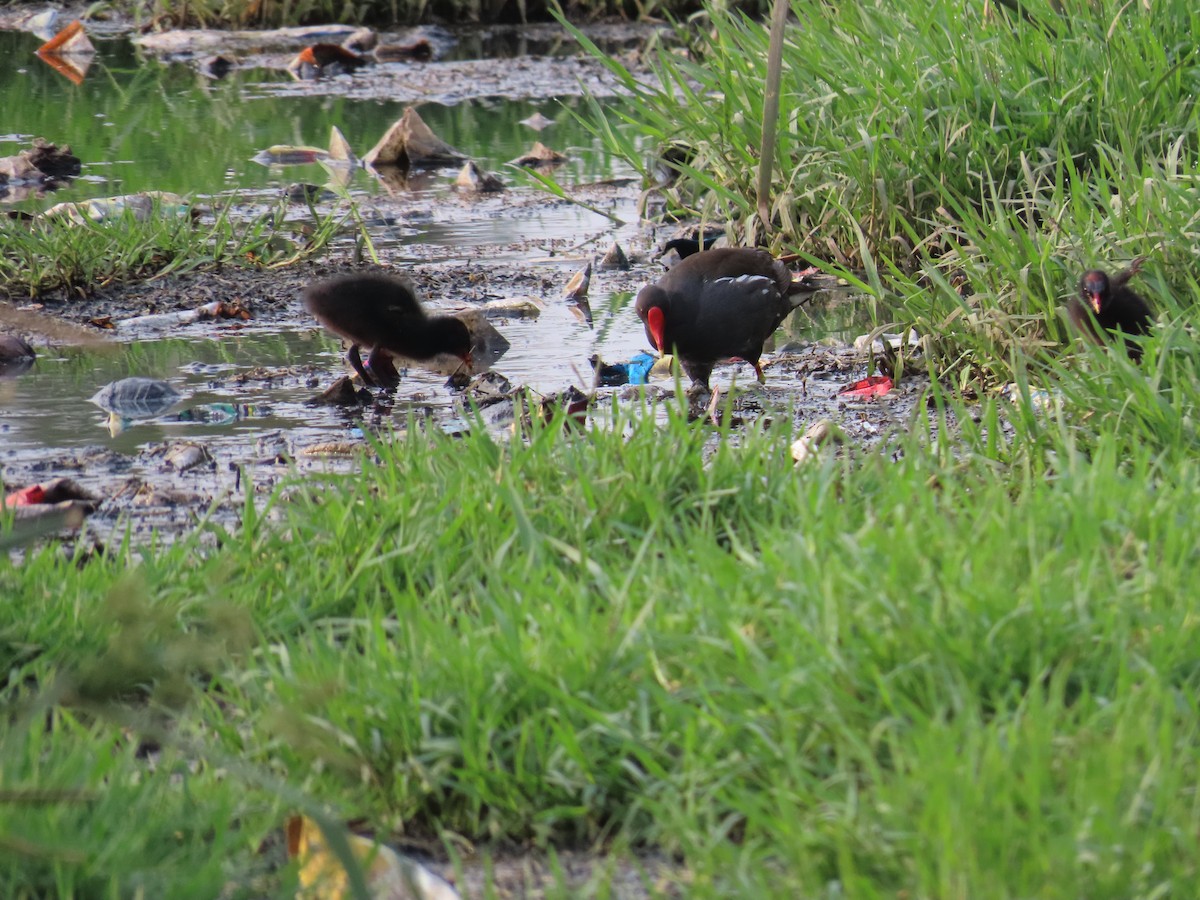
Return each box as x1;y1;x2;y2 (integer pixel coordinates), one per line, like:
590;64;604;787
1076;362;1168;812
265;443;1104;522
303;273;472;385
1069;260;1154;361
635;247;815;391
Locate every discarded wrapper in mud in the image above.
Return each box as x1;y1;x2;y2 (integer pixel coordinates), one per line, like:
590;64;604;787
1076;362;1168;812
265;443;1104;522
836;375;893;400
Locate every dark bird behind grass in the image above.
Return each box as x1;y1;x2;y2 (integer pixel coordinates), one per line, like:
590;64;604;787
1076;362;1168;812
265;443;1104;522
635;247;825;391
1069;259;1154;361
303;272;472;386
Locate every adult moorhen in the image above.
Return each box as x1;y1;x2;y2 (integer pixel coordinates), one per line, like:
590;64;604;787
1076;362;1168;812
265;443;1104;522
303;272;472;385
1069;260;1154;361
635;247;815;391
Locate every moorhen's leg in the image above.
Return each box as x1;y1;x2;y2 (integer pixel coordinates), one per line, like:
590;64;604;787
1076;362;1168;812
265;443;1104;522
365;346;401;387
346;344;376;386
1112;256;1147;289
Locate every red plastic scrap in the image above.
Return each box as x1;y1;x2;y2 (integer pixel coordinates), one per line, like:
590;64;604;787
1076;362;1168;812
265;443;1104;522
837;375;893;399
4;485;47;508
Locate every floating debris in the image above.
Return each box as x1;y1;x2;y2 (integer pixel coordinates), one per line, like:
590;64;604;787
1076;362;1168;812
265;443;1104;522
483;297;542;319
342;26;377;52
563;262;591;301
0;138;81;184
363;107;467;171
252;145;330;167
42;192;195;225
114;300;251;332
519;112;556;131
510;141;568;168
455;160;504;193
309;375;372;406
89;377;183;420
37;19;94;56
590;352;657;387
598;242;629;271
790;418;842;465
287;43;368;80
327;126;355;164
376;38;435;62
163;442;213;472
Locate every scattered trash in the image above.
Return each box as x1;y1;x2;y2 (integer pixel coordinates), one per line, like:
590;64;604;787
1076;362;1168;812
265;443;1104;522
287;43;368;80
463;370;514;406
455;160;504;193
510;141;568;168
853;330;922;355
298;441;362;458
598;242;630;271
483;297;542;319
363;107;467;171
287;815;460;900
163;442;213;472
590;352;657;387
1005;383;1060;413
89;377;183;420
342;26;377;53
376;38;435;62
519;112;555;131
253;145;331;167
790;418;843;465
0;139;81;195
836;375;893;399
36;20;95;85
114;300;251;332
563;262;591;302
42;192;195;225
4;477;97;511
174;402;267;425
19;9;60;40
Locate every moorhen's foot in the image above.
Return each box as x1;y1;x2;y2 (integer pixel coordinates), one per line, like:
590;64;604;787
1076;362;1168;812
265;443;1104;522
365;346;401;388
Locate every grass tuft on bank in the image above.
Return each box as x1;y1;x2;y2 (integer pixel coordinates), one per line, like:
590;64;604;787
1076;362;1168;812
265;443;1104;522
0;199;342;299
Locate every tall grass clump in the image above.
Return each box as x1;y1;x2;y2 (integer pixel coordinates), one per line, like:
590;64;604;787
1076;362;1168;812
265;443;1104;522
570;0;1200;385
